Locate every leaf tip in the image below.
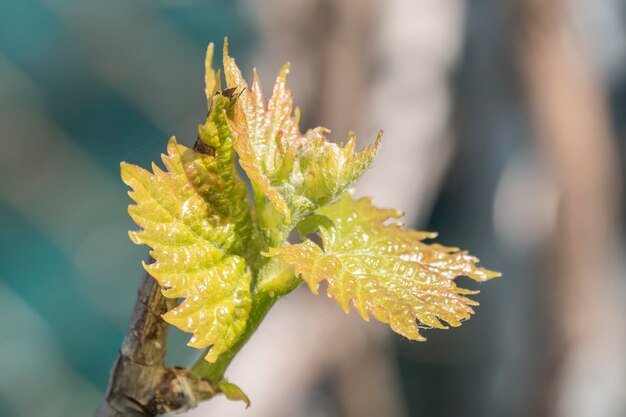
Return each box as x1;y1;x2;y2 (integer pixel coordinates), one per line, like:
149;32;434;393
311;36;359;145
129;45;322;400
336;299;351;314
486;269;502;280
306;279;320;295
119;161;134;183
128;230;141;244
205;43;216;101
219;380;251;408
279;62;291;79
166;136;178;147
370;130;383;153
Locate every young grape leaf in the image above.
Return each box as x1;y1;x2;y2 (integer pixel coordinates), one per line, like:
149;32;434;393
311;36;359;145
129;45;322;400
121;96;256;362
195;92;259;259
204;42;223;108
219;380;251;408
221;39;381;225
265;194;500;341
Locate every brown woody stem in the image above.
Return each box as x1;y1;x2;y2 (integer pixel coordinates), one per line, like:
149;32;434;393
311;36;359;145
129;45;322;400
95;273;217;417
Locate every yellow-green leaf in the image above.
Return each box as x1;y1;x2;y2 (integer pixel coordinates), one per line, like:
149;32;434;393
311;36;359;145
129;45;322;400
204;42;222;108
265;194;500;341
219;380;251;408
121;137;254;362
221;39;381;225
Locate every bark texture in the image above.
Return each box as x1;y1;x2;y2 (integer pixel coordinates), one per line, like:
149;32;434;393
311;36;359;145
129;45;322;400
95;273;216;417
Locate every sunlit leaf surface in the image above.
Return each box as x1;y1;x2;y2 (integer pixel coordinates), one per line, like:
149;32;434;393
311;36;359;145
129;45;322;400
266;194;500;340
121;91;255;362
121;39;500;368
222;40;381;224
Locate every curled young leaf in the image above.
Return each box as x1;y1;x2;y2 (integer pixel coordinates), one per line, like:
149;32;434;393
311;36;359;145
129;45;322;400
266;194;500;341
204;42;222;109
195;93;258;257
221;39;381;226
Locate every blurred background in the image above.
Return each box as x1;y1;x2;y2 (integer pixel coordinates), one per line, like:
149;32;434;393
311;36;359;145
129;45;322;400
1;0;625;416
